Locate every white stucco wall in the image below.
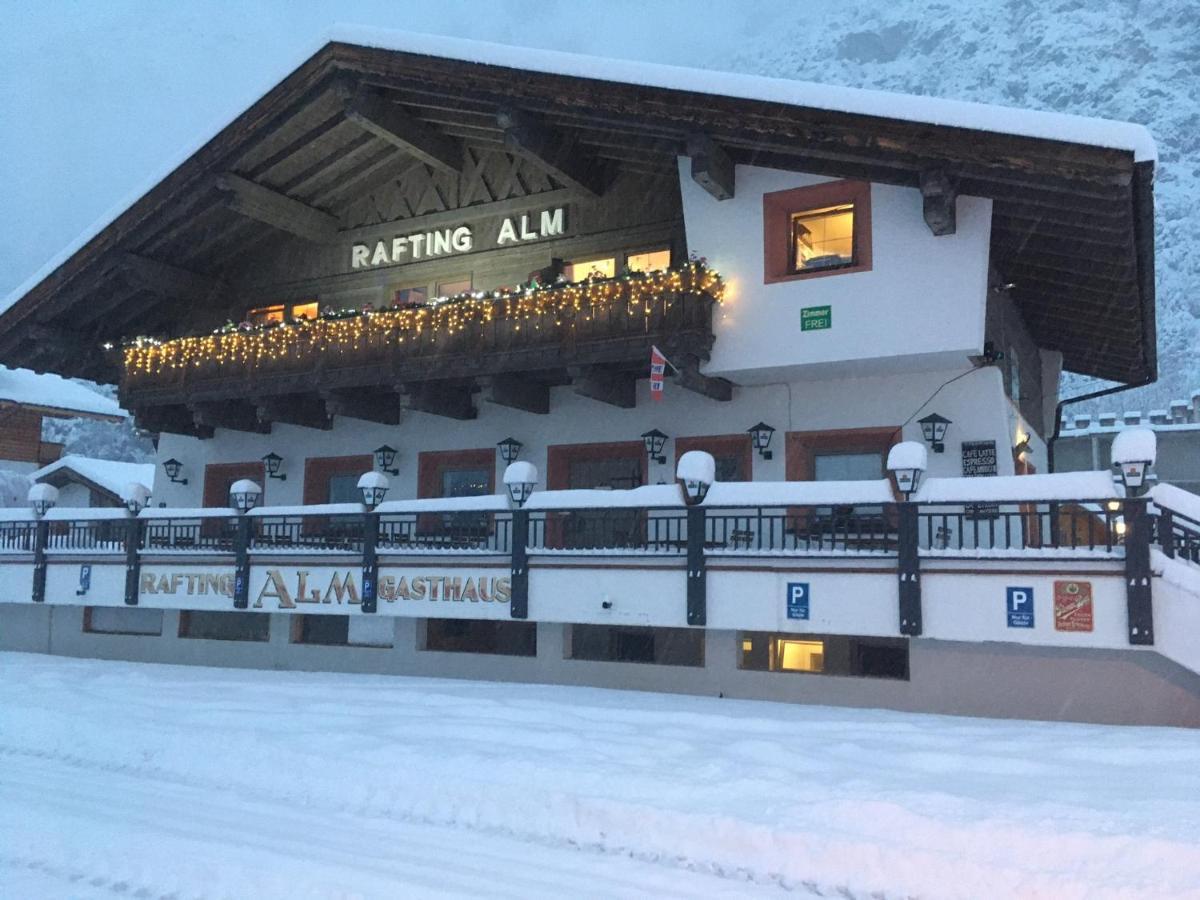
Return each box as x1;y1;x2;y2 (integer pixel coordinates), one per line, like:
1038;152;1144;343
679;162;992;382
152;363;1026;511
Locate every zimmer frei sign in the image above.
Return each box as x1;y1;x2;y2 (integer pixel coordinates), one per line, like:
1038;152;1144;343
138;567;510;610
350;206;567;270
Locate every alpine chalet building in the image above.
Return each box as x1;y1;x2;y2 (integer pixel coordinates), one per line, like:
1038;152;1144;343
2;30;1197;727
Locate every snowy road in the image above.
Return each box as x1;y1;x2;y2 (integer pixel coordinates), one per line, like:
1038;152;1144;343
0;751;764;899
2;653;1200;899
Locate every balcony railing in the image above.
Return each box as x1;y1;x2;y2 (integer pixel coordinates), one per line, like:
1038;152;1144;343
119;265;723;405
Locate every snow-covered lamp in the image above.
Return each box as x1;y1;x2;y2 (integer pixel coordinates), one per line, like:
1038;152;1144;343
676;450;715;505
228;479;262;513
121;482;152;515
1111;427;1156;497
27;483;58;518
357;471;389;509
504;461;538;507
887;441;928;500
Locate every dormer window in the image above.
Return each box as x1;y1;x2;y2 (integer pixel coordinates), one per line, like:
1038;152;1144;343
763;179;872;284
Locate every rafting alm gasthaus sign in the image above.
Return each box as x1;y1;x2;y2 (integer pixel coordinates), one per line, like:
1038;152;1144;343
350;207;567;270
135;565;512;617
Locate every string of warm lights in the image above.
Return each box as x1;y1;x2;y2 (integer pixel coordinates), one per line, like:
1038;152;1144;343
122;263;724;378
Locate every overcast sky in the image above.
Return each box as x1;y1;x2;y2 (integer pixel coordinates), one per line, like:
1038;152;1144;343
0;0;807;300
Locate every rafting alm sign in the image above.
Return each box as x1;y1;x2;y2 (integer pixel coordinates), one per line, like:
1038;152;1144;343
350;206;568;270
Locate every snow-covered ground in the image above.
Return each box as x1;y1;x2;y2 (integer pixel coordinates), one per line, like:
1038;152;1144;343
2;653;1199;898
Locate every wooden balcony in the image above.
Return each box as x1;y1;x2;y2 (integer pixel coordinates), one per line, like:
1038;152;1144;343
120;265;726;434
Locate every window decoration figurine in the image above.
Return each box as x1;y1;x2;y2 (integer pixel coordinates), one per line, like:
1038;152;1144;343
917;413;952;453
497;437;523;464
261;451;286;481
162;457;187;485
373;444;399;476
748;422;776;460
641;429;669;465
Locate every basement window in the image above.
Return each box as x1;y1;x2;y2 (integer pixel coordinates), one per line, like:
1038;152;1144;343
762;180;872;284
423;618;537;657
291;614;393;647
739;632;908;680
83;606;163;636
567;624;704;667
179;610;270;642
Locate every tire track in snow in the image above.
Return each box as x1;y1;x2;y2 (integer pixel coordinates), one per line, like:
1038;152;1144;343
0;749;800;899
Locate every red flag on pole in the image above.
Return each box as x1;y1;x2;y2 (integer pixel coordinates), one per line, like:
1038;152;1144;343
650;345;669;401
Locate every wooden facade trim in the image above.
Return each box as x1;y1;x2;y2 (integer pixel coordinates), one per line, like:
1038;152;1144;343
417;448;495;499
762;179;872;284
546;440;646;491
302;454;373;505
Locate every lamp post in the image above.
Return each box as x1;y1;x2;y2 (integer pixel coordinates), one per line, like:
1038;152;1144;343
262;451;286;481
675;451;714;626
373;444;399;476
675;450;715;506
887;441;927;500
917;413;951;454
748;422;775;460
497;437;523;464
228;480;261;610
120;482;151;606
641;429;668;466
356;472;389;614
887;441;927;636
503;462;538;621
163;457;187;485
27;484;57;604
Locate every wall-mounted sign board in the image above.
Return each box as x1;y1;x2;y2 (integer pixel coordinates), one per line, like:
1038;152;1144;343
1006;586;1034;628
786;582;810;619
962;439;999;519
1054;580;1093;632
801;305;832;331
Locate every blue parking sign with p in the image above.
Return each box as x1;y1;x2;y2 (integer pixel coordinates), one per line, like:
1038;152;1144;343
1006;586;1034;628
786;582;809;620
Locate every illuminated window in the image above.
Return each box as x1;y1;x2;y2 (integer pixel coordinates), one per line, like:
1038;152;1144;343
246;304;284;326
763;180;871;284
436;278;472;297
394;285;428;306
792;205;855;272
564;257;616;281
739;631;908;679
775;638;825;672
291;301;319;321
626;249;671;273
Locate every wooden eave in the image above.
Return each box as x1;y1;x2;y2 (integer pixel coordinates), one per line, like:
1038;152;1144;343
0;40;1156;386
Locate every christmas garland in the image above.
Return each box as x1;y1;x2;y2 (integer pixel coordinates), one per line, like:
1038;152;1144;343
122;260;722;377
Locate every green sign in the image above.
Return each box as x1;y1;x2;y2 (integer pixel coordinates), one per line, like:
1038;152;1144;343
801;305;832;331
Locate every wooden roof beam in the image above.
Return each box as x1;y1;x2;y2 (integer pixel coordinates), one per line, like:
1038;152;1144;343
190;400;270;434
214;173;340;243
686;134;734;201
497;107;606;197
400;381;476;420
481;374;550;415
344;87;464;175
256;395;332;431
570;365;635;408
118;253;226;305
321;388;402;425
920;169;956;236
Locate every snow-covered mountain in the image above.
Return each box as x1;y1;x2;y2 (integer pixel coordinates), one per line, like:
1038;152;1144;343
732;0;1199;409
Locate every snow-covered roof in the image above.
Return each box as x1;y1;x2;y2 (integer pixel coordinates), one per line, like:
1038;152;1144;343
339;27;1156;160
0;27;1156;322
32;455;155;498
0;366;124;419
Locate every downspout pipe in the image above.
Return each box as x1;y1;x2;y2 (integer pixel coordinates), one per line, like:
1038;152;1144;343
1048;377;1154;472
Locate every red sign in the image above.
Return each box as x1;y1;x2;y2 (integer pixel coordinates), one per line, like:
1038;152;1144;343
649;345;668;401
1054;580;1094;632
